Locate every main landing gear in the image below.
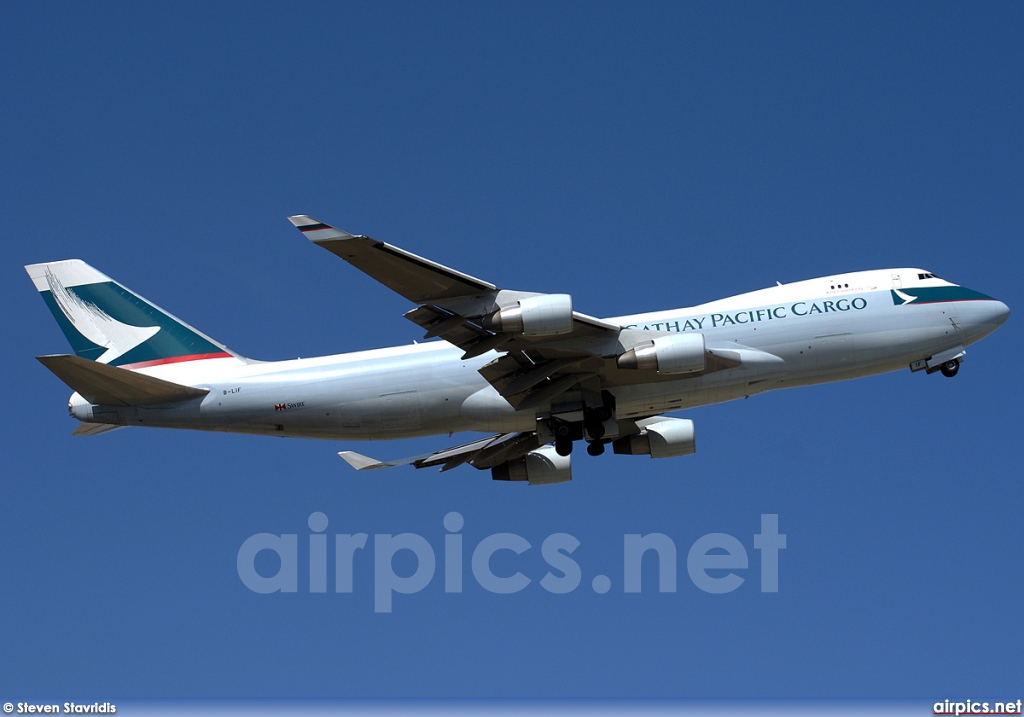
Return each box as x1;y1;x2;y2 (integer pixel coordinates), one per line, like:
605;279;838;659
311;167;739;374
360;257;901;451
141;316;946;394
555;434;609;457
555;433;609;457
940;359;960;378
551;402;614;457
554;423;574;456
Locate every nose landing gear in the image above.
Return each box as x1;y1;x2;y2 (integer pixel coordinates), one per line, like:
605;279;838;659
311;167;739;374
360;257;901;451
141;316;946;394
940;359;960;378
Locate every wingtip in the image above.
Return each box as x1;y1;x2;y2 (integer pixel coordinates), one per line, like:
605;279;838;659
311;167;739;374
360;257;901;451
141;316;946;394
72;423;125;437
287;215;355;242
338;451;385;470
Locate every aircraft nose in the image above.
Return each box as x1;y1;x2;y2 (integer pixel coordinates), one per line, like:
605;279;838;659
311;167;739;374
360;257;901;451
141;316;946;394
956;296;1009;343
989;300;1010;327
971;299;1010;336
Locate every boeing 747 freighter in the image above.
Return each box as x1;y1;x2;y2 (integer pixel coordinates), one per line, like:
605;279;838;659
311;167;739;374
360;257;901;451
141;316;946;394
26;216;1009;484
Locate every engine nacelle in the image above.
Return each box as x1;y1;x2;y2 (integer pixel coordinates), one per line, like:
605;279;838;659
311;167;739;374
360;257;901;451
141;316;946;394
612;417;696;458
482;294;573;336
491;445;572;485
617;332;706;374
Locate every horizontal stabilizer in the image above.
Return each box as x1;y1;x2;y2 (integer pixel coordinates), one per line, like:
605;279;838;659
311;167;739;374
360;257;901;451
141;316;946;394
37;354;209;406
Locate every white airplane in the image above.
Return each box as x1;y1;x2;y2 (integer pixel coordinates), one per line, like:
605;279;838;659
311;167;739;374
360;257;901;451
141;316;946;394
27;216;1009;484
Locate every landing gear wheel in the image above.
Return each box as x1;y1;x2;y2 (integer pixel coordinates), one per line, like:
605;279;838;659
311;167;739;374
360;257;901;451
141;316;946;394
584;406;610;440
586;442;605;457
555;437;573;456
940;359;960;378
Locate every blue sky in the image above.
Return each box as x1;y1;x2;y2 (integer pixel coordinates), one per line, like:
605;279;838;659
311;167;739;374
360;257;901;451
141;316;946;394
2;1;1021;703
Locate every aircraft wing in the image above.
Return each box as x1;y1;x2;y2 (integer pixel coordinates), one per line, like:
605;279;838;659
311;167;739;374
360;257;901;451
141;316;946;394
288;217;499;304
288;216;765;412
339;431;544;473
289;215;624;409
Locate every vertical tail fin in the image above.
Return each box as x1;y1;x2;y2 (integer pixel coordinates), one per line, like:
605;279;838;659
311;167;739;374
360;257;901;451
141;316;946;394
25;259;246;368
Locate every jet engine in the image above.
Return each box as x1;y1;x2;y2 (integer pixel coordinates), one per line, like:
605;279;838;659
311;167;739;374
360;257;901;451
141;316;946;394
482;294;574;336
612;417;696;458
616;333;706;374
492;445;572;485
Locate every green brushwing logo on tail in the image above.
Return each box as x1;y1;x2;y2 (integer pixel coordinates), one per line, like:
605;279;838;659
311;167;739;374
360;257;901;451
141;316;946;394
40;269;230;367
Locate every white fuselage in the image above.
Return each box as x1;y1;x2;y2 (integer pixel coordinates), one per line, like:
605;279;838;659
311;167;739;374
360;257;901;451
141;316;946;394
68;268;1009;441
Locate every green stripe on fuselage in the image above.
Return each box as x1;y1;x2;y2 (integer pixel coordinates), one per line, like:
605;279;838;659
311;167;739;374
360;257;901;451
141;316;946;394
891;286;994;305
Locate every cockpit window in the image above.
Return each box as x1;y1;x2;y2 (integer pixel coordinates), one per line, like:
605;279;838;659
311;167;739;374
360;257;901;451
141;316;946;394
918;272;937;280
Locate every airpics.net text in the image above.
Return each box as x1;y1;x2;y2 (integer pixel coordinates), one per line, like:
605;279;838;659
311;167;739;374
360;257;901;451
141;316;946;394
237;513;786;613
